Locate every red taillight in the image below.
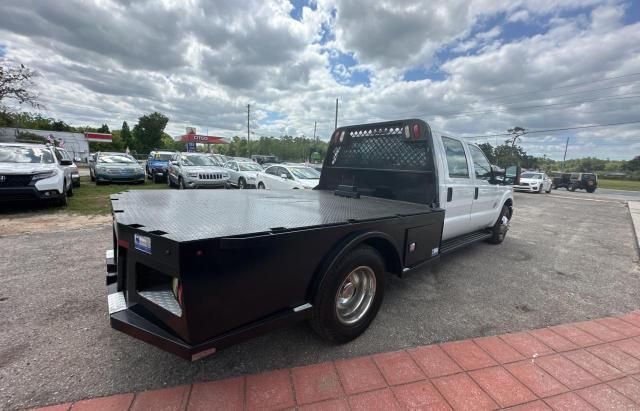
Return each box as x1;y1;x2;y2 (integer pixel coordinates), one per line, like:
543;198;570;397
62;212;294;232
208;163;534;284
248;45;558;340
172;278;184;307
177;282;184;307
412;124;420;139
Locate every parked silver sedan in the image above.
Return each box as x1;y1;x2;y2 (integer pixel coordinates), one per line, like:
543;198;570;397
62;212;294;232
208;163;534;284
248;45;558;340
167;152;229;189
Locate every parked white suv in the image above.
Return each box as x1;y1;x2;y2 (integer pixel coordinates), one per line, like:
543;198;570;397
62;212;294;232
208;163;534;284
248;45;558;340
257;164;321;190
224;159;263;188
0;142;74;206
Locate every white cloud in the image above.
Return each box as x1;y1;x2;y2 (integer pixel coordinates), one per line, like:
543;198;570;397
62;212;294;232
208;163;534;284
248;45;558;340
0;0;638;159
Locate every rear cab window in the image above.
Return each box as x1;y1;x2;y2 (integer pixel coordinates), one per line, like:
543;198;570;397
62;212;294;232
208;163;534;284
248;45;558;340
442;137;470;178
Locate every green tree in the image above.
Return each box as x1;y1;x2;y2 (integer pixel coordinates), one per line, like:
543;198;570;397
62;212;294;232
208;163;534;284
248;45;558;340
477;143;495;163
624;156;640;172
120;121;133;151
97;123;110;133
132;112;169;154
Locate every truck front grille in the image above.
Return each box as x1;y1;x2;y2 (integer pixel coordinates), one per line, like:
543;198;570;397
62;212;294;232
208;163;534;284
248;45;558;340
199;173;224;180
0;174;32;187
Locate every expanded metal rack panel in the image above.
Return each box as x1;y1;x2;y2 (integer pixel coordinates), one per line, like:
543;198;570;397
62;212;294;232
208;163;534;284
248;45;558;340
138;286;182;317
328;135;431;171
111;190;432;242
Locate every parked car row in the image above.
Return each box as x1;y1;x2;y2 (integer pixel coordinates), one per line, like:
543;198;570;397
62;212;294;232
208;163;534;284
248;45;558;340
1;143;325;207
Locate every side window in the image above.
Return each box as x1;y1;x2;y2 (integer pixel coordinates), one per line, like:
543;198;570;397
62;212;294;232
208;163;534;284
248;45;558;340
54;149;64;162
266;166;278;176
469;145;492;181
282;168;292;179
442;137;469;178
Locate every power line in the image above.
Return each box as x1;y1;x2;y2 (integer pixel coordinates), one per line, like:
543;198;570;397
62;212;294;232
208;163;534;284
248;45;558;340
339;93;640;124
462;120;640;139
338;74;640;122
481;71;640;102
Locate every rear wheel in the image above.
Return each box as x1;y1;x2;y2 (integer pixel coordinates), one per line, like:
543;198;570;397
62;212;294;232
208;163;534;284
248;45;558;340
310;245;385;343
568;184;576;192
488;205;510;244
238;178;246;189
258;182;265;189
586;187;596;193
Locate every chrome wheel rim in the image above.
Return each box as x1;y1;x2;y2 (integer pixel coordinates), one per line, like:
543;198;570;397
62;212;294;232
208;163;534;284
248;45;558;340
335;266;376;325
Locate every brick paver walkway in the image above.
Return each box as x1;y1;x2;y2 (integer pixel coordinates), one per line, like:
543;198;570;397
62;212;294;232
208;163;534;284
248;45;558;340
33;311;640;410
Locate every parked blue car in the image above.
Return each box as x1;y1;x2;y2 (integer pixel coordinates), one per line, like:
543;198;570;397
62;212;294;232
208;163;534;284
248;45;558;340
146;150;175;182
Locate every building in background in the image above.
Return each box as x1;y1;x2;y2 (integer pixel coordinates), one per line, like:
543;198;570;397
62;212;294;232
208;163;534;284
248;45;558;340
0;128;112;161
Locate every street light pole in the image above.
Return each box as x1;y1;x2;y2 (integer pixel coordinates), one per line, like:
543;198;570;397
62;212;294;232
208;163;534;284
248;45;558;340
247;104;251;158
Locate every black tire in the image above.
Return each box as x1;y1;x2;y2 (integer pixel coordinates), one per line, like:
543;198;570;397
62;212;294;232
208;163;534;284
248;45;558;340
146;169;152;180
569;184;576;192
238;178;246;189
57;187;68;207
179;177;186;189
90;170;95;182
586;188;596;193
67;181;74;197
310;245;386;343
258;182;265;189
488;204;510;244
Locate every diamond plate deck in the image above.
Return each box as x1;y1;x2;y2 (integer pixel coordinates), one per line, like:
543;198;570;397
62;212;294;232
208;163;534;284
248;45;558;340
110;189;433;242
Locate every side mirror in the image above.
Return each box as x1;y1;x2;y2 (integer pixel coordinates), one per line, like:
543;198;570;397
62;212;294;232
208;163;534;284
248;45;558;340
280;173;288;179
504;165;521;185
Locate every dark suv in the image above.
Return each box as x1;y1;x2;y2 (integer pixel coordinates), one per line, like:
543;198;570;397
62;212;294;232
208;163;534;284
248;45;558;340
568;173;597;193
551;172;571;189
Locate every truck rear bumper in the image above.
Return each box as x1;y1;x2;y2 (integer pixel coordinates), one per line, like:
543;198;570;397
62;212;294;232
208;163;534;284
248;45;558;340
105;250;313;361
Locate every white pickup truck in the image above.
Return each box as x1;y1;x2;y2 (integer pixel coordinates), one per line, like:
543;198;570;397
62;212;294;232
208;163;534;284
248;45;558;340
105;118;517;360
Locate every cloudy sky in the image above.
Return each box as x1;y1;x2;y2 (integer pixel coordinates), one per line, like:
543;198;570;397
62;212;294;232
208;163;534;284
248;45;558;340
1;0;639;159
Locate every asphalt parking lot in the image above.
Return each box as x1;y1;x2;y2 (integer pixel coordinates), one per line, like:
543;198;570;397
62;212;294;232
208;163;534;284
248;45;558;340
1;191;639;410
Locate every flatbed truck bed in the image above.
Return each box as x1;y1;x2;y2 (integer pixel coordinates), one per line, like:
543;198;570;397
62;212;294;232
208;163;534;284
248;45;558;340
108;189;444;360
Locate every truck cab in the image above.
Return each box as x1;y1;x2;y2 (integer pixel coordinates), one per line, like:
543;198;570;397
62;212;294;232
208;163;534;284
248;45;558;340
433;134;512;240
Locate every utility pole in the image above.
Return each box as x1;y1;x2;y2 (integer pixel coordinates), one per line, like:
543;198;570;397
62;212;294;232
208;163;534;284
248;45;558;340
247;104;251;157
562;136;569;171
334;98;338;130
313;121;317;142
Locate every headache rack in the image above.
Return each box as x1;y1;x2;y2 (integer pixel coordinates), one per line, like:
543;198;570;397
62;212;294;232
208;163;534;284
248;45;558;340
318;119;438;206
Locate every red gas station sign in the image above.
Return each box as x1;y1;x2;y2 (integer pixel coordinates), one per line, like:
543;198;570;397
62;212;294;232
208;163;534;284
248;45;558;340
179;133;228;144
